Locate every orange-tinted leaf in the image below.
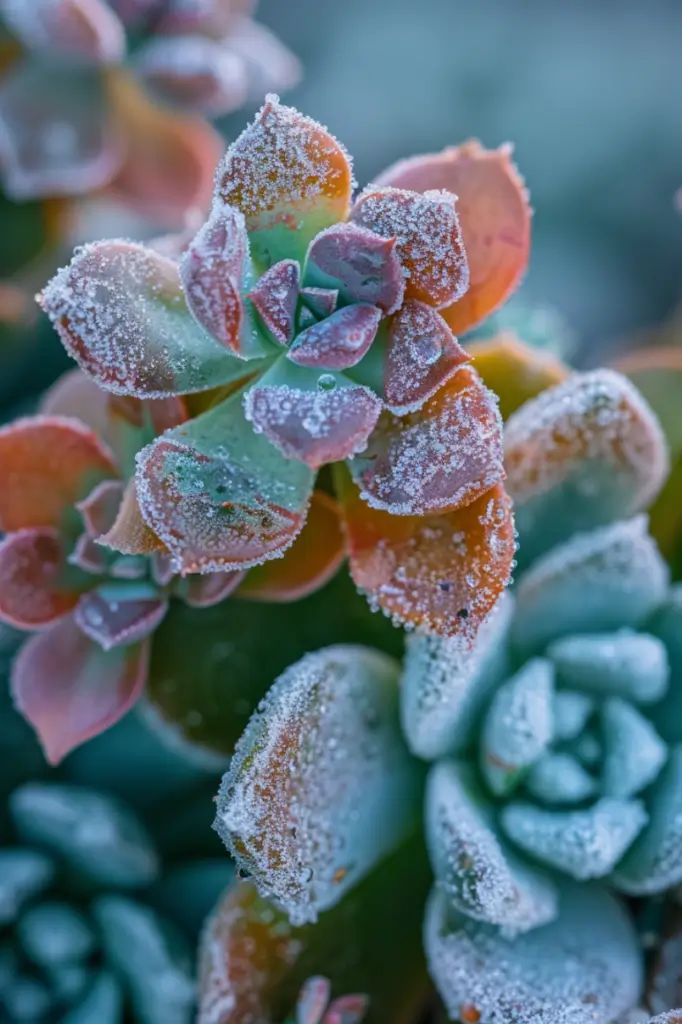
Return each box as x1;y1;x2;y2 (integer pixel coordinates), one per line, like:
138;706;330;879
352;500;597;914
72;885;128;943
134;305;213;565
40;369;118;451
468;333;570;420
98;479;167;556
351;187;468;310
376;141;530;334
351;366;504;516
12;615;148;764
0;528;80;629
0;416;118;533
217;95;353;268
239;491;345;602
336;468;515;639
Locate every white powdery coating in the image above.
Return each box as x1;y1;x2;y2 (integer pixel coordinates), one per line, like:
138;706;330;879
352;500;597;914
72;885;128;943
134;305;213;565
547;630;669;705
551;691;595;742
426;883;643;1024
505;369;670;510
384;300;468;415
213;646;420;925
525;753;597;806
426;761;558;936
501;798;648;880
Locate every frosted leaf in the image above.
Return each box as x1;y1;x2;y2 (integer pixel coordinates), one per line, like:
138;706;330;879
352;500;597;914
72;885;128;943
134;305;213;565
351;366;504;516
17;902;95;968
288;304;382;371
248;259;300;345
645;1015;682;1024
480;659;554;796
551;691;595;742
0;849;54;926
512;517;670;654
568;731;602;769
10;782;158;888
98;479;167;557
296;977;332;1024
384;300;469;415
244;367;382;469
505;370;670;568
501;798;647;880
300;287;338;319
401;592;513;760
351;186;469;309
426;881;642;1024
69;532;109;575
614;745;682;894
649;586;682;745
525;753;597;806
134;34;248;115
305;222;405;314
40;240;264;398
600;698;668;799
0;63;121;200
649;923;682;1017
217;95;354;268
76;479;125;538
548;630;669;705
135;390;314;574
213;645;421;924
426;760;558;934
178;569;245;608
0;528;79;629
74;586;168;651
0;0;125;61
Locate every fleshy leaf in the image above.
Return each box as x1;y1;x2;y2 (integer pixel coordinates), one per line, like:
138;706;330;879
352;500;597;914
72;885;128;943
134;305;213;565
69;532;109;575
501;798;647;879
383;300;469;415
468;333;570;420
213;646;421;924
505;370;670;567
76;479;125;538
351;366;504;515
40;368;116;447
426;882;642;1024
547;630;669;704
0;849;54;926
244;363;382;469
217;95;354;268
649;917;682;1015
248;259;300;345
98;479;167;556
10;782;158;887
11;615;149;763
401;593;513;759
426;760;558;933
239;491;345;602
551;691;595;741
17;902;96;968
512;517;670;655
178;570;246;608
40;240;265;398
338;470;515;638
0;0;126;62
288;304;382;370
614;744;682;894
0;528;81;628
134;34;247;114
305;222;405;314
0;415;118;532
296;977;332;1024
480;658;554;796
525;753;597;806
376;141;531;334
74;585;168;651
60;971;122;1023
351;186;468;309
600;697;667;799
135;390;314;573
300;287;338;319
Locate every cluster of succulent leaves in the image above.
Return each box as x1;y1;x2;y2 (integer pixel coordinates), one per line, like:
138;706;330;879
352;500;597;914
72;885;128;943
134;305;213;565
0;0;299;220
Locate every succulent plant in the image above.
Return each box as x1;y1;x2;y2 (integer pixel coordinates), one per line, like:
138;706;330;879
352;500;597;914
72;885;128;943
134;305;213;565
39;94;531;639
0;0;299;221
199;358;682;1024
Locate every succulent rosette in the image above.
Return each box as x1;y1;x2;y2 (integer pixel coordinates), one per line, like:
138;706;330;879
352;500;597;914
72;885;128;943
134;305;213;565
0;0;299;221
0;368;345;765
197;361;682;1024
40;95;531;638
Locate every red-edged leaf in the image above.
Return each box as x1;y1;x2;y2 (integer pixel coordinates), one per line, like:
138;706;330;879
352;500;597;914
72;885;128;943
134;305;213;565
375;141;530;334
74;586;168;650
217;95;354;268
288;304;382;371
98;479;167;556
178;570;246;608
0;416;118;533
134;35;247;115
248;259;300;345
337;468;515;639
300;287;338;319
11;615;149;763
239;491;345;602
351;187;468;310
384;300;470;414
351;366;504;515
68;532;109;575
0;528;81;629
0;0;125;63
306;222;405;314
76;480;125;538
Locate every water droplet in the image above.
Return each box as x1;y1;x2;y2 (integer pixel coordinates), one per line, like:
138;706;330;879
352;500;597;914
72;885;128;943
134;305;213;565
317;373;337;392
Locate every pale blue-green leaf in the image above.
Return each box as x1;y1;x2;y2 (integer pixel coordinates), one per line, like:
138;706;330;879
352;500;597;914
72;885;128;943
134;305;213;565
2;973;53;1020
567;731;602;768
525;753;598;806
17;901;96;968
551;691;595;742
600;698;668;799
0;848;54;926
649;585;682;744
548;630;669;704
60;972;123;1024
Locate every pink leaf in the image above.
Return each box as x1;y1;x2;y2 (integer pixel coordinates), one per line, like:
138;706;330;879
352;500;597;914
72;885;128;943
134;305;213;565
300;287;338;319
76;480;125;538
75;588;168;651
40;369;119;453
306;222;405;314
384;300;470;414
12;616;149;764
248;259;300;344
68;532;109;575
288;305;382;371
152;552;176;587
0;0;126;62
0;528;80;629
297;977;332;1024
179;570;247;608
134;36;248;116
324;995;369;1024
